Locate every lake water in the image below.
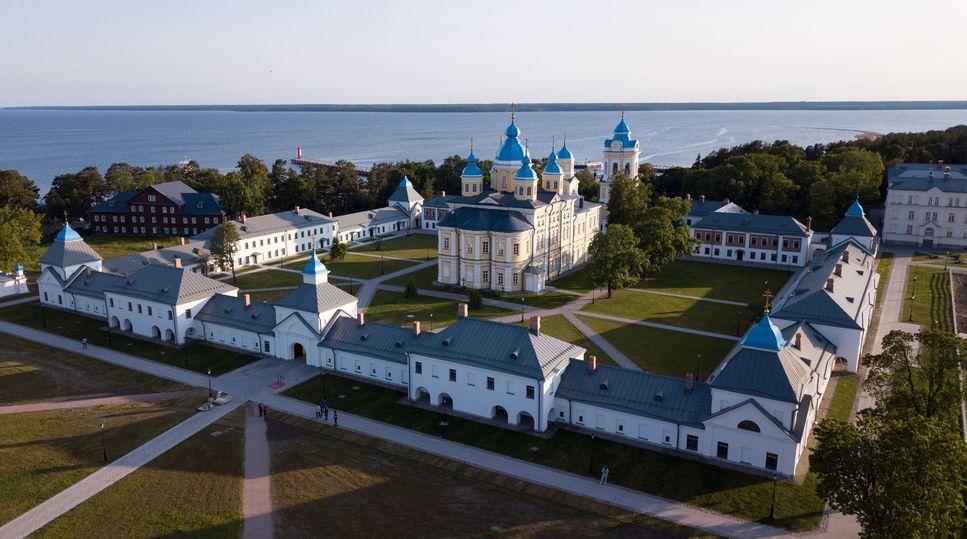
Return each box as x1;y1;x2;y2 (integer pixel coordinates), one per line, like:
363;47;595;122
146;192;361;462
3;108;967;194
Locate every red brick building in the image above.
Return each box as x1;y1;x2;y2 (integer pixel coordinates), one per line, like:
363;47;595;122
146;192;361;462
88;181;225;236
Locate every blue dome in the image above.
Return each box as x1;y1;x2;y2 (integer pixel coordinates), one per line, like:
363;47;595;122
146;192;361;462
614;118;630;134
514;155;537;181
14;263;23;271
557;141;573;160
496;135;526;162
845;198;865;217
543;151;562;175
741;313;786;352
505;120;520;138
461;152;482;178
399;176;413;188
54;224;82;243
302;250;329;276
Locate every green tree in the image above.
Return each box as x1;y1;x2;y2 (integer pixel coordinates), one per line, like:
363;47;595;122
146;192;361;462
468;289;483;309
0;170;39;209
605;174;649;226
863;329;967;420
635;196;695;273
0;207;42;271
209;221;241;282
104;163;140;195
812;413;967;538
328;236;348;261
403;280;418;299
43;166;106;219
587;224;643;298
810;148;884;229
574;170;600;201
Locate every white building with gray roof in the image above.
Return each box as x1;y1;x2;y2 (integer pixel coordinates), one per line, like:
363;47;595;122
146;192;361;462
883;162;967;248
333;177;424;243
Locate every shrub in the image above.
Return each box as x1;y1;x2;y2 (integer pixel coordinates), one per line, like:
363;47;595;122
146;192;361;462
403;280;418;299
468;289;483;309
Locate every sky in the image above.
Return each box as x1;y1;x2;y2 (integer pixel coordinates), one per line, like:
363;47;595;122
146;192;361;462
1;0;965;106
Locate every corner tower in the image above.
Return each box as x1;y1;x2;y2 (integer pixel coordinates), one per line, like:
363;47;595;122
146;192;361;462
542;147;564;194
461;146;484;196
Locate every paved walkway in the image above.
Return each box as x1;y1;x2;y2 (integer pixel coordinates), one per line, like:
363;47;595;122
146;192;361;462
0;389;206;415
562;312;641;370
263;393;797;539
243;402;274;539
0;296;38;308
377;284;537;313
627;287;748;307
577;311;741;341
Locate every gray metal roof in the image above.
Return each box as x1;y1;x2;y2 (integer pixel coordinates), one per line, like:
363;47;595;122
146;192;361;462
407;318;583;379
556;360;712;426
39;237;103;268
387;179;424;204
888;163;967;193
193;208;334;241
150;181;197;205
106;265;237;305
63;269;125;299
438;206;533;233
103;241;209;275
711;347;811;404
275;282;357;314
90;192;137;213
692;212;809;237
194;293;276;334
830;215;877;238
771;240;874;329
688;199;747;218
320;316;419;364
335;207;409;231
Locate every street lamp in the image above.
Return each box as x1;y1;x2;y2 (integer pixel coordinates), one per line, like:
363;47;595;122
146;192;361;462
429;313;434;332
100;422;108;463
695;353;702;381
769;474;778;520
207;368;213;398
322;372;328;400
380;255;385;276
591;286;595;304
588;433;596;475
520;297;525;323
736;310;742;337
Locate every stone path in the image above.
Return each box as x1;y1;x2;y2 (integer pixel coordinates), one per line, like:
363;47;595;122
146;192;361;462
576;311;741;341
0;296;38;308
0;389;206;415
377;284;538;313
562;312;641;371
242;402;274;539
627;287;749;307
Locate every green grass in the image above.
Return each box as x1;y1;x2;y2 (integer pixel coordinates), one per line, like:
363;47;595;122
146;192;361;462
385;264;442;290
34;408;243;538
582;289;758;336
325;253;417;279
353;233;438;260
284;373;824;531
0;304;260;376
227;268;303;289
0;398;196;526
875;252;894;304
825;374;859;423
269;413;711;538
531;315;616;366
83;234;181;260
0;335;185;405
904;265;953;331
547;265;596;291
578;315;737;379
487;289;577;310
364;290;510;328
913;251;967;265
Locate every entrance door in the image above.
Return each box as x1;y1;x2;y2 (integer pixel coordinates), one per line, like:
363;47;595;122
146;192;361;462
923;238;934;248
736;250;744;261
293;343;306;359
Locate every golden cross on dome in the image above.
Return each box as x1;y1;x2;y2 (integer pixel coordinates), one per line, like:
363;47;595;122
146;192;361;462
470;137;474;154
620;103;625;119
511;102;516;120
763;284;774;312
552;135;556;151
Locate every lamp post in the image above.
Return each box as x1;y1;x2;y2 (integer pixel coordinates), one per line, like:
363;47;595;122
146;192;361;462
380;255;385;276
736;310;742;337
695;353;702;381
322;372;327;400
946;251;950;270
349;274;355;295
909;272;918;321
520;297;525;323
591;286;595;304
207;368;213;398
769;474;778;520
429;313;434;332
100;422;108;463
588;433;596;475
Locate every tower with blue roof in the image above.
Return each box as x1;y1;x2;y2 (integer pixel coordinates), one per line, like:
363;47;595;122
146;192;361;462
829;197;878;253
460;143;483;196
39;223;103;279
492;105;528;194
600;110;641;204
302;250;330;285
542;145;564;194
556;134;576;179
513;151;539;201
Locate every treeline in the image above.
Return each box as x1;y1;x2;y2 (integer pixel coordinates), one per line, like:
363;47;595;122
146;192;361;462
652;124;967;230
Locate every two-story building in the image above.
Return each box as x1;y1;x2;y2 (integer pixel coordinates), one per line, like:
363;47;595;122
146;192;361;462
691;212;812;267
89;181;224;236
882;162;967;248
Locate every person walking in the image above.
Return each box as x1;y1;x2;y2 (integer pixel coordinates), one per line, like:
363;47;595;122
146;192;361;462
323;406;329;421
600;465;609;485
333;410;338;427
316;404;322;419
81;337;88;350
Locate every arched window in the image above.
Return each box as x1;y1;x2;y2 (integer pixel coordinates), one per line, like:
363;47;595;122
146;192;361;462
554;181;558;190
612;162;619;174
924;228;934;237
737;420;761;432
625;163;631;174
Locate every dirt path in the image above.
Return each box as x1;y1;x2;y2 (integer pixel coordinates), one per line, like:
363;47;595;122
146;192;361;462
243;401;274;539
0;389;206;415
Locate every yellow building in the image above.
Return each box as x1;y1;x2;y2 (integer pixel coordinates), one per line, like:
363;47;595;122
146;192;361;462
598;112;641;204
437;114;604;293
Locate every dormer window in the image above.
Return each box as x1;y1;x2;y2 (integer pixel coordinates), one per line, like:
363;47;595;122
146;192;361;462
147;195;156;202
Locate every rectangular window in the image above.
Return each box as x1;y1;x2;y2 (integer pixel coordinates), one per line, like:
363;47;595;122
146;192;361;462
431;365;439;378
415;361;422;374
264;341;271;353
109;298;114;307
781;254;787;263
443;237;449;250
765;452;778;470
512;273;519;286
908;210;915;220
486;377;495;390
482;270;489;283
186;309;192;318
513;243;520;256
497;273;504;286
168;310;173;320
482;241;489;254
449;368;456;382
526;385;535;399
128;302;133;311
793;240;800;249
716;441;729;459
137;304;142;314
686;435;699;451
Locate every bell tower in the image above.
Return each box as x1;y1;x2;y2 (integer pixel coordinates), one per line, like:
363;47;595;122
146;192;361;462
600;109;641;204
461;139;484;196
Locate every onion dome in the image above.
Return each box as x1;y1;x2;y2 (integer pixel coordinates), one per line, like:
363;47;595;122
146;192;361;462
461;152;483;178
543;150;562;175
514;153;537;181
845;198;865;217
496;119;526;162
557;141;573;160
302;250;329;276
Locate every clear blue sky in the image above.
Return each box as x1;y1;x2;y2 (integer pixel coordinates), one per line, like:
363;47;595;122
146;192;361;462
2;0;964;106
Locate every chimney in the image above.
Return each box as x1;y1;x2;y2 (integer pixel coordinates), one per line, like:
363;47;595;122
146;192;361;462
357;312;365;326
295;205;300;215
793;332;802;349
724;197;730;204
834;263;842;276
179;237;186;245
85;267;93;277
825;278;834;292
458;303;469;319
413;321;421;336
240;213;247;224
806;216;812;232
327;211;333;218
938;159;945;167
685;193;692;201
841;250;849;263
684;372;694;391
529;315;541;335
441;190;446;198
244;293;251;307
173;256;182;269
587;355;597;372
152;242;159;250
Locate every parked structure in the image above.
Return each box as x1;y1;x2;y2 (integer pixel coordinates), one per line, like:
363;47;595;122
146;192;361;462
882;162;967;248
89;181;224;236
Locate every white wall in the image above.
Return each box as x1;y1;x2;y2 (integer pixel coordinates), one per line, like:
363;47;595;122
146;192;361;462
710;388;798;431
319;348;408;388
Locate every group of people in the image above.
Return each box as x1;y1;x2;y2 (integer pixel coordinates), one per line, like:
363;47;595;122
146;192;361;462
316;398;338;426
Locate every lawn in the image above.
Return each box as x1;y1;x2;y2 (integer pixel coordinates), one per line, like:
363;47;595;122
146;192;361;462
268;414;709;538
913;251;967;265
0;335;185;405
284;373;824;531
551;261;792;306
324;253;417;279
353;233;438;260
0;304;260;376
83;234;181;260
532;315;616;366
487;289;577;310
226;268;303;289
582;289;758;336
364;290;510;328
824;374;859;423
385;264;444;291
875;252;894;304
577;315;738;379
0;397;196;526
34;408;244;538
904;264;953;331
